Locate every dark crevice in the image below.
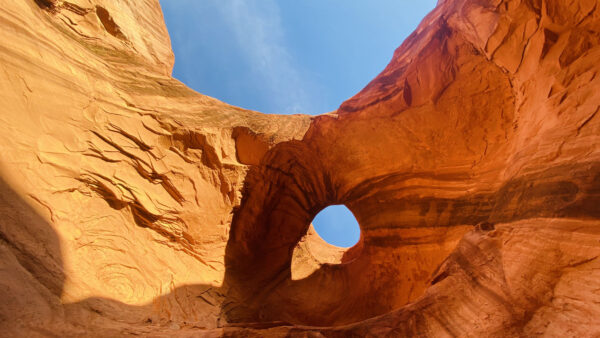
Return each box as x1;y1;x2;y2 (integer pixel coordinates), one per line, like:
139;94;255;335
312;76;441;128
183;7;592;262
34;0;56;11
430;269;450;285
95;6;126;40
541;29;559;59
403;78;413;106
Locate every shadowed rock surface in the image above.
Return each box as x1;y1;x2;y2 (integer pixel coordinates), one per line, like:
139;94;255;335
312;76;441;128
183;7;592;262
0;0;599;336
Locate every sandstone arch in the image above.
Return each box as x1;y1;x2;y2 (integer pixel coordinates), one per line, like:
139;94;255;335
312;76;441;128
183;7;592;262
0;0;599;336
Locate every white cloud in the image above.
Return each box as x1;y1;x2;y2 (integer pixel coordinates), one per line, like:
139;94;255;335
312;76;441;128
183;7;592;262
213;0;313;114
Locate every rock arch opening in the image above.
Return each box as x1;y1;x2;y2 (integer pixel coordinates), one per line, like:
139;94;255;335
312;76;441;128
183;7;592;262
221;140;469;326
311;204;361;248
291;205;363;280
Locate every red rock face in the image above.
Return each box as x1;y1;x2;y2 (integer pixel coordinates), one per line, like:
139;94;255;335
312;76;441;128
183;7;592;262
0;0;599;336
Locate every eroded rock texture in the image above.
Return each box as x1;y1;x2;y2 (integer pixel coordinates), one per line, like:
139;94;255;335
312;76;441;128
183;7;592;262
0;0;599;336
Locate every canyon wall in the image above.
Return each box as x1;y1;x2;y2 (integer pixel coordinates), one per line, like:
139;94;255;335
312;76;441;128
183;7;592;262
0;0;599;337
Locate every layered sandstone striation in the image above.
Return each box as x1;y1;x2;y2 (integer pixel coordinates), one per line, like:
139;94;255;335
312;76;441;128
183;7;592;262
0;0;599;337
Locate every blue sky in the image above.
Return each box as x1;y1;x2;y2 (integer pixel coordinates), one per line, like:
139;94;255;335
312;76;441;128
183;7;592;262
161;0;436;246
312;205;360;247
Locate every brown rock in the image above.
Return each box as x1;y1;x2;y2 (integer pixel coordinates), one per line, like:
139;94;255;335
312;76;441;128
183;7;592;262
0;0;598;336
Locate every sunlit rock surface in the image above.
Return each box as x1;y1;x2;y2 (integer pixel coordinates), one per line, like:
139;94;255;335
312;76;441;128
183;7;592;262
0;0;599;336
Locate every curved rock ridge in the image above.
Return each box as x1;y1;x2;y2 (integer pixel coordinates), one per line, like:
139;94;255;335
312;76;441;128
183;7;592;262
0;0;598;337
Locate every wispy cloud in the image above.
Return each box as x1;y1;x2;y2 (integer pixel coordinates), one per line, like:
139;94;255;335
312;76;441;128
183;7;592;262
212;0;314;114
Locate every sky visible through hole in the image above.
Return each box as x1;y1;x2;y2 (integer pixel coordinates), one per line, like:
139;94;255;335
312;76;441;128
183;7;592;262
312;205;360;247
161;0;437;246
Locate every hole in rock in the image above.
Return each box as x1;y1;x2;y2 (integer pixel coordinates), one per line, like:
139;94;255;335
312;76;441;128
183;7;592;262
312;205;360;248
291;205;362;280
